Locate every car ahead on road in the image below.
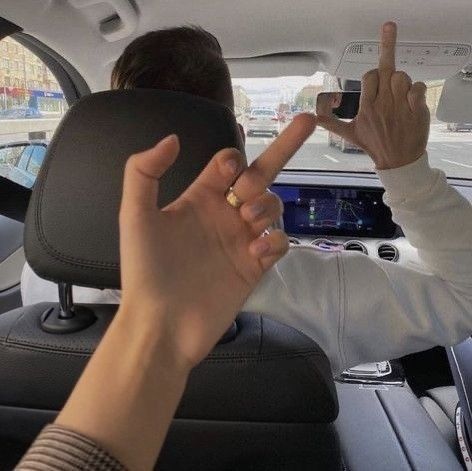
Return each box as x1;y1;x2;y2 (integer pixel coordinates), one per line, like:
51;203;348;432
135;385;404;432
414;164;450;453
328;130;364;153
0;140;48;188
277;111;287;123
246;109;280;137
0;107;43;120
447;122;472;132
284;111;294;121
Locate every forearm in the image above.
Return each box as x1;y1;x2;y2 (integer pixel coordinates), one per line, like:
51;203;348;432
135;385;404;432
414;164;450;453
244;155;472;371
378;153;472;284
339;154;472;368
56;306;189;471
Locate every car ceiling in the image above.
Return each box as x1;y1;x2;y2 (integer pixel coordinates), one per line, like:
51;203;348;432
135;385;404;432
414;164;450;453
0;0;471;92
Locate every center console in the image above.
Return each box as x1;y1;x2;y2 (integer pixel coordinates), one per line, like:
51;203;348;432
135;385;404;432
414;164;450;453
335;383;463;470
270;180;463;469
338;360;404;386
335;357;462;470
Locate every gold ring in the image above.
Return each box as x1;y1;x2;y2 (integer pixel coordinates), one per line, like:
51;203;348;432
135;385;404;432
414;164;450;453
225;187;243;208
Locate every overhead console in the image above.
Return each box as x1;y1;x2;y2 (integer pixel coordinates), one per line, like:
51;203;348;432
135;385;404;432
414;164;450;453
270;184;397;239
336;42;471;81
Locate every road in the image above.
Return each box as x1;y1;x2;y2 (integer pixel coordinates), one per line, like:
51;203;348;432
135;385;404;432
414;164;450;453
1;121;471;179
244;123;472;179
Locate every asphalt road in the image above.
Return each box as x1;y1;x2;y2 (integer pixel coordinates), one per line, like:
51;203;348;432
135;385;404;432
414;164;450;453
1;122;472;179
245;123;472;179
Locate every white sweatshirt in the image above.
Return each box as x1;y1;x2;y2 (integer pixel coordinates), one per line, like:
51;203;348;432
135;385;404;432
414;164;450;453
21;154;472;374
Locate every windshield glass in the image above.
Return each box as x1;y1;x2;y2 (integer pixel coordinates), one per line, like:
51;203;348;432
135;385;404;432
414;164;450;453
252;109;276;116
232;73;472;179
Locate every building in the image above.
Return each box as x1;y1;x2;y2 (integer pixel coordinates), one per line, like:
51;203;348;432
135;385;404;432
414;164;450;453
232;85;251;116
0;36;65;113
295;84;323;111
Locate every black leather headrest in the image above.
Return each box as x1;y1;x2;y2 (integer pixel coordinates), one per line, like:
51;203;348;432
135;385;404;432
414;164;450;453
24;89;245;289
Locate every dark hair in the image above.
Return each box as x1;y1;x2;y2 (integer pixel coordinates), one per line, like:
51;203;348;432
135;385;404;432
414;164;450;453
111;26;234;109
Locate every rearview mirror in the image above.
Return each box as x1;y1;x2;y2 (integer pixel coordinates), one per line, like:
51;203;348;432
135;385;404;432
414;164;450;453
316;92;360;119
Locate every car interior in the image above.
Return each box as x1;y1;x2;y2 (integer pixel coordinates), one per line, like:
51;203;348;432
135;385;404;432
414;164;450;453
0;1;471;469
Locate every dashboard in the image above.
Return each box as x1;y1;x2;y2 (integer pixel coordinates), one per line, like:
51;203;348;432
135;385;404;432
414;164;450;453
271;171;472;266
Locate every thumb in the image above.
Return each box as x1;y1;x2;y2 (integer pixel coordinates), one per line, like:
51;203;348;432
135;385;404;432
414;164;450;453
316;115;356;143
121;134;180;214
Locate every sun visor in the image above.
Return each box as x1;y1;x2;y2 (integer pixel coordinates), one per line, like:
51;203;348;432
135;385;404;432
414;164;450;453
437;71;472;123
227;52;322;78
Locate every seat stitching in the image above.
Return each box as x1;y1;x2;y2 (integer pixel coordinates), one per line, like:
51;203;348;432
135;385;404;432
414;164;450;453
2;342;325;362
258;315;264;355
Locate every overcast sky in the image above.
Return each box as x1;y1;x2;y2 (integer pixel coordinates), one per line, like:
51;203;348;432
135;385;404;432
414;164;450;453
232;72;326;107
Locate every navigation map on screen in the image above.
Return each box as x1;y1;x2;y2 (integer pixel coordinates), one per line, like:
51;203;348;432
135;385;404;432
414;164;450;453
271;185;397;238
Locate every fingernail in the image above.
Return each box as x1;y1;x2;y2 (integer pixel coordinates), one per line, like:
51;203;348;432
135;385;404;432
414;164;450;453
156;134;178;148
252;240;270;256
383;21;395;32
249;203;265;219
226;159;239;175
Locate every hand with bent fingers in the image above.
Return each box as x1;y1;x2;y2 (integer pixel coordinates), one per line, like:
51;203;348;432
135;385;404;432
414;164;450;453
54;115;316;471
119;113;316;369
317;21;430;170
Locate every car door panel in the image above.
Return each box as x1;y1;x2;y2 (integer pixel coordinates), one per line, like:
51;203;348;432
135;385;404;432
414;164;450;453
0;246;25;292
0;215;24;313
0;284;23;314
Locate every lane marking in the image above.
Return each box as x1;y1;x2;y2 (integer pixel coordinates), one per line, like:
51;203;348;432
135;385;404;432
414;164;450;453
442;143;462;149
428;146;437;151
441;158;472;169
323;154;339;163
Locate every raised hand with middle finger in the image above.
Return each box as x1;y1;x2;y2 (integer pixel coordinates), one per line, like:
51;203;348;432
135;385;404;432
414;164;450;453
317;21;430;170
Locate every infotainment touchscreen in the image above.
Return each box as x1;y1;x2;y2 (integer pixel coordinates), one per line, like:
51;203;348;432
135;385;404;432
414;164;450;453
270;185;397;238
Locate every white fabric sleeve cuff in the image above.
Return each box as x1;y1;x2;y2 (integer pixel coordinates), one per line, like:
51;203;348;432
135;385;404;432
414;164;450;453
376;153;437;201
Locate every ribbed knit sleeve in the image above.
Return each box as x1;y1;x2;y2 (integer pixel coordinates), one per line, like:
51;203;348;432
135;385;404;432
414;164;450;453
16;424;127;471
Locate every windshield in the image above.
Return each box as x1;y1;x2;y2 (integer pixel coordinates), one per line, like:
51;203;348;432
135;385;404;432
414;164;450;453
232;73;472;179
251;109;276;116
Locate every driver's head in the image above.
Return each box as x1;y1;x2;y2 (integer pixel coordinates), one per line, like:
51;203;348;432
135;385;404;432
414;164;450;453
111;26;234;110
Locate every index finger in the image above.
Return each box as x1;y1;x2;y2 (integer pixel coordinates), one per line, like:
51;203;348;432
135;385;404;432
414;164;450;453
232;113;316;200
378;21;397;74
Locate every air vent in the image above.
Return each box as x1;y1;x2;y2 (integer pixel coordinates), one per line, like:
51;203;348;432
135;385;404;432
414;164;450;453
346;44;363;55
378;244;399;262
310;239;345;252
344;241;368;254
454;46;469;57
289;237;302;245
310;238;332;247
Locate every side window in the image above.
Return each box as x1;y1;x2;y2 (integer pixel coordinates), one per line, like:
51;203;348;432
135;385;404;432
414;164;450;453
16;146;33;171
0;144;25;165
0;36;67;187
27;145;46;176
